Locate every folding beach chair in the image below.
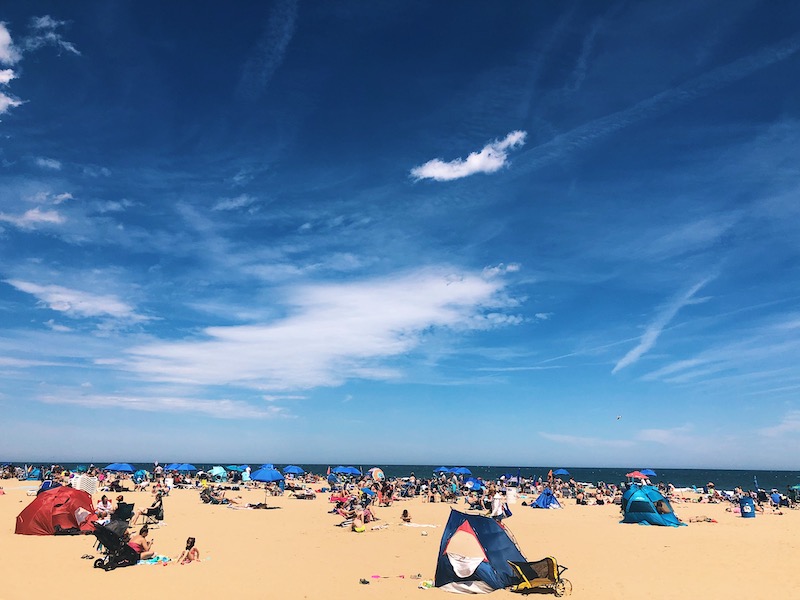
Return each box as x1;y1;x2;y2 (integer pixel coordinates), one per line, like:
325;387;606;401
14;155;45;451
508;557;572;597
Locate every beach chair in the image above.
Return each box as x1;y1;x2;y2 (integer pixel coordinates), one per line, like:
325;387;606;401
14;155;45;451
143;500;164;526
508;557;572;597
110;502;134;523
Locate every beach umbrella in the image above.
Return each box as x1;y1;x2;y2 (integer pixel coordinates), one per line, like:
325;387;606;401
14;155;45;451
434;466;451;473
626;470;647;479
164;463;180;471
209;465;226;478
344;466;362;476
225;465;245;472
640;469;657;477
368;467;385;481
250;467;284;483
104;463;134;473
283;465;305;475
360;487;376;496
452;467;472;475
75;465;88;473
553;468;570;476
177;463;197;472
464;477;483;490
332;466;348;474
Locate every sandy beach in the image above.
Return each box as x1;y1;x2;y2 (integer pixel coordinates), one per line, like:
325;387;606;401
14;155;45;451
1;479;799;600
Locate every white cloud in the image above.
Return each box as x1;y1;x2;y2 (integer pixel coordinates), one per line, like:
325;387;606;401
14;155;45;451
35;157;61;170
213;194;257;211
125;268;520;390
0;207;65;228
0;68;15;84
411;130;527;181
0;91;22;114
534;312;553;320
482;262;521;277
44;319;72;332
759;411;800;437
24;16;80;56
5;279;146;321
39;393;284;419
636;424;695;445
612;277;713;374
0;23;22;65
52;192;72;204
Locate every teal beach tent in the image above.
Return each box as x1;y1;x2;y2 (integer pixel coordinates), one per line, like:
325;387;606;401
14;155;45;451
620;485;685;527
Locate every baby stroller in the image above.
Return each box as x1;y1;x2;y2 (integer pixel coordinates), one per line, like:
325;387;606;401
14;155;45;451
92;522;140;571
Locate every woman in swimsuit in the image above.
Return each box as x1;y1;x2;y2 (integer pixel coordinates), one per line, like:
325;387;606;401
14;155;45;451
127;525;155;560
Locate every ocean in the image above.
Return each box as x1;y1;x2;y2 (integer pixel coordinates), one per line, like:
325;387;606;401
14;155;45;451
10;462;800;492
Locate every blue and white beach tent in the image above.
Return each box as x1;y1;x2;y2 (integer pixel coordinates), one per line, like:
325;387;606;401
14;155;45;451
620;485;685;527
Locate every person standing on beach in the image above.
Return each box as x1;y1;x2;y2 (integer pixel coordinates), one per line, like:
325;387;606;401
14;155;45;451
490;489;506;523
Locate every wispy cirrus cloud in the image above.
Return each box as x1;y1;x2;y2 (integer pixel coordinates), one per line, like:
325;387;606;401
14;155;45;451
0;17;78;116
35;157;61;170
39;393;285;419
237;0;298;100
213;194;257;211
125;267;520;390
516;31;800;173
759;411;800;437
411;130;527;182
613;277;713;374
0;207;65;228
5;279;146;321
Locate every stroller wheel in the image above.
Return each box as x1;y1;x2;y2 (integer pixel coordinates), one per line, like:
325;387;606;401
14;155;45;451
93;558;105;569
554;578;573;597
104;562;117;571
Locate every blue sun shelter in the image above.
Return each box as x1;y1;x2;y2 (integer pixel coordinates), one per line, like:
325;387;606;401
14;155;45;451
435;510;526;593
621;485;685;527
532;487;562;509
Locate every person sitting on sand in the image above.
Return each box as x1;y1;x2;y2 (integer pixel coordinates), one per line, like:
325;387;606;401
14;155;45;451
95;494;113;524
127;525;155;560
352;509;366;533
402;509;411;523
176;536;201;564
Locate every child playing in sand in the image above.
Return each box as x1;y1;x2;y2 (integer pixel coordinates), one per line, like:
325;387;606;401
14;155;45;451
402;509;412;523
177;537;201;564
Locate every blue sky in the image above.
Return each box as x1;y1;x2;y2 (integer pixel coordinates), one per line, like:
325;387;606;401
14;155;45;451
2;2;800;469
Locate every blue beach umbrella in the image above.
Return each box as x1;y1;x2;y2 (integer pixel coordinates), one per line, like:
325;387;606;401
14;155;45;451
464;477;483;490
177;463;197;472
345;466;362;476
225;465;245;472
553;468;570;476
164;463;180;471
360;487;376;496
250;467;284;483
452;467;472;475
640;469;657;477
332;466;348;474
104;463;135;473
283;465;305;475
434;466;451;473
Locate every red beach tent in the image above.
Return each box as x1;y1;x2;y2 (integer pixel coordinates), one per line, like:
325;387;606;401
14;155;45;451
15;486;97;535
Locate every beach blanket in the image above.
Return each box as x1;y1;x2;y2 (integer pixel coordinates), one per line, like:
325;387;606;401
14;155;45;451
139;555;171;565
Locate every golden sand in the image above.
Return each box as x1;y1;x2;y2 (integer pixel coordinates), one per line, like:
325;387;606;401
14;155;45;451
1;479;798;600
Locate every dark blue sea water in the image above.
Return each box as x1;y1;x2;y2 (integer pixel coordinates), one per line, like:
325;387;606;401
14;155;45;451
11;462;800;492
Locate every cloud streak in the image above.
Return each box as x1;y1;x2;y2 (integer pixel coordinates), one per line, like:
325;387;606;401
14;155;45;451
238;0;298;100
5;279;146;321
411;130;527;182
125;268;519;390
613;278;712;373
517;31;800;172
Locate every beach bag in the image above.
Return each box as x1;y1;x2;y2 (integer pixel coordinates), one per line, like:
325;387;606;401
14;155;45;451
503;503;513;518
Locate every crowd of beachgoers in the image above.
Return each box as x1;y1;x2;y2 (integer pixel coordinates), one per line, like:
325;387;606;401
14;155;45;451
4;462;796;518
